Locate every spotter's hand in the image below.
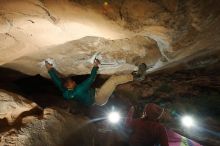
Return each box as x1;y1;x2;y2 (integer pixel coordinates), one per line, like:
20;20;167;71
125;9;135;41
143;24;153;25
45;61;53;70
130;106;135;113
94;58;101;67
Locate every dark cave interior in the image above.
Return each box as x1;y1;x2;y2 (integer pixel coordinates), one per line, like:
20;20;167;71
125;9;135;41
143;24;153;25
0;63;220;145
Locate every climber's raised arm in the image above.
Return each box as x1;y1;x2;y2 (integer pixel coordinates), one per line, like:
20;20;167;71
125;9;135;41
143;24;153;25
45;61;66;92
89;59;100;82
125;106;135;128
78;59;100;91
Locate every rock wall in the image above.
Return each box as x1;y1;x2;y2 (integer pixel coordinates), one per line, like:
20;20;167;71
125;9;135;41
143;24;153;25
5;36;161;76
0;90;94;146
0;0;219;76
0;89;39;125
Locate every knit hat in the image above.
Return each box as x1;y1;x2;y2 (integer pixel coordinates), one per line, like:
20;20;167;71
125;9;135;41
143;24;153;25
142;103;165;121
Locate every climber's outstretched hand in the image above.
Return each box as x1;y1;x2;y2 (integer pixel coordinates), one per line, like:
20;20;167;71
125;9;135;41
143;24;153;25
94;58;101;67
45;61;53;70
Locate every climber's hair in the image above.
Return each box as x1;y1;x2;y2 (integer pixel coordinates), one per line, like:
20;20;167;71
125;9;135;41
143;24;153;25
62;76;73;85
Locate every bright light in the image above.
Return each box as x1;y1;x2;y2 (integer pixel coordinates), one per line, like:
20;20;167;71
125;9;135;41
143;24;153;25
108;111;121;124
181;115;195;128
104;1;108;6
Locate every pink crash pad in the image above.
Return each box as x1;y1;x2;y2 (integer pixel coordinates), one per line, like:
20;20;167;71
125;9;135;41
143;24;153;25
166;129;202;146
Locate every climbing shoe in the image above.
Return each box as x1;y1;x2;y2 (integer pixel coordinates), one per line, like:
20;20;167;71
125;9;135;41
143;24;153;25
132;63;147;81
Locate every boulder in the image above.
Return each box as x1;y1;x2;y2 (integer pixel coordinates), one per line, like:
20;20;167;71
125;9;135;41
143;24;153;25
0;90;39;125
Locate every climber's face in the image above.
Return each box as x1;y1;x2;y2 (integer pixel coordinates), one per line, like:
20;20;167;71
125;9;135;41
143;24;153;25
64;78;76;89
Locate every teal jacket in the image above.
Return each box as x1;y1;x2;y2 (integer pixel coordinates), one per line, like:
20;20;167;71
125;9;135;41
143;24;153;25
48;67;98;106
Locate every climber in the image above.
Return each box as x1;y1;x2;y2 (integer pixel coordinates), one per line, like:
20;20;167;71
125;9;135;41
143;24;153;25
126;103;171;146
45;59;147;106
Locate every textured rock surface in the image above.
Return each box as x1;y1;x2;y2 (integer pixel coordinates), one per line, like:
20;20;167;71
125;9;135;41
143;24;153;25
0;0;220;76
0;90;93;146
0;108;93;146
5;36;161;76
0;90;39;124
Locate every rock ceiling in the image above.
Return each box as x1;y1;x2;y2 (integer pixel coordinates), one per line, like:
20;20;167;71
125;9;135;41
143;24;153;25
0;0;220;76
